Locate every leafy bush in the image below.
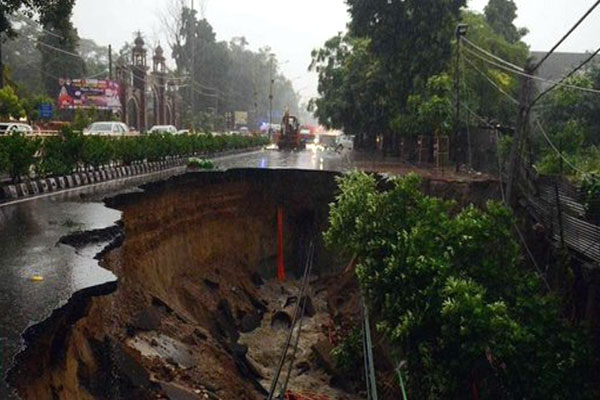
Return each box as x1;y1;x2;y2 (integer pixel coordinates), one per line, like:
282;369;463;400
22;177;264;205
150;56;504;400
187;158;214;170
40;127;85;176
331;328;363;375
0;86;25;120
1;132;41;182
82;136;114;169
0;132;266;179
325;172;597;400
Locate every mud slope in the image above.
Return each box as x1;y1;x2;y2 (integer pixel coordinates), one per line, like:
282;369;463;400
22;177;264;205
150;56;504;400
8;169;342;400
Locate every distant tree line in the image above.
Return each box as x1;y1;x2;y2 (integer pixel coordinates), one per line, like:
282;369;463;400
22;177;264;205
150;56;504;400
163;2;301;131
1;0;302;132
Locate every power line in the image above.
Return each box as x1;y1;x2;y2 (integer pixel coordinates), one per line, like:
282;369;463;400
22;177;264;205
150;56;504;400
36;39;84;60
491;123;552;291
532;0;600;72
463;45;600;95
15;14;65;40
533;118;589;176
463;54;519;105
266;243;315;400
532;46;600;105
461;37;525;72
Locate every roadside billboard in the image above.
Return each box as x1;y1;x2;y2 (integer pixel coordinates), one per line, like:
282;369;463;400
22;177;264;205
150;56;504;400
57;79;121;112
234;111;248;126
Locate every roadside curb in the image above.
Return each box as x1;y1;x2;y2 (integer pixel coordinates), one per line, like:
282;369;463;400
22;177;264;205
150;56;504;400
0;147;262;202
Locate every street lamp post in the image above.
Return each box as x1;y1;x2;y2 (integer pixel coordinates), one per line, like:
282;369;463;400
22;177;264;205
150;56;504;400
268;54;276;138
455;23;469;165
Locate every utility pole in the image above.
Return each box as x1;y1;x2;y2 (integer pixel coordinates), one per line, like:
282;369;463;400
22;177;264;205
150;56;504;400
269;55;274;137
506;65;535;206
108;44;113;80
191;0;196;118
0;36;4;89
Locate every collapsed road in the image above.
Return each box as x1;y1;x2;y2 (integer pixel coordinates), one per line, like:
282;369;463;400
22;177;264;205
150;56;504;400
0;149;356;399
0;148;500;399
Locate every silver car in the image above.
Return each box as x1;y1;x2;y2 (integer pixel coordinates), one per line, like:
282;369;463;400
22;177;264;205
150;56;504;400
84;122;130;136
148;125;178;134
0;122;34;135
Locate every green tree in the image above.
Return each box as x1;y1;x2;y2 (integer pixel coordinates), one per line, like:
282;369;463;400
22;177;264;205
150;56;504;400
484;0;528;44
166;4;300;131
0;85;24;119
533;72;600;177
21;95;54;123
309;34;386;149
458;10;528;129
325;172;597;399
38;0;85;98
0;0;76;88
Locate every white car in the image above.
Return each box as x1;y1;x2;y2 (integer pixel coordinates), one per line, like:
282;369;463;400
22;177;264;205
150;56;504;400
336;134;355;150
149;125;178;134
0;122;33;135
84;122;129;136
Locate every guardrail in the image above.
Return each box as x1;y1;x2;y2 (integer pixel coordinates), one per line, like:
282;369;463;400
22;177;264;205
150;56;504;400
27;131;143;137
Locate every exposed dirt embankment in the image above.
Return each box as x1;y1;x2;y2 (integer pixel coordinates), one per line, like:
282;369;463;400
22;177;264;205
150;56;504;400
7;168;502;400
8;169;341;400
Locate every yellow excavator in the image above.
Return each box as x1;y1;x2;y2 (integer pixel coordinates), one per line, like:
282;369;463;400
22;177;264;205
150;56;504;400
276;110;304;151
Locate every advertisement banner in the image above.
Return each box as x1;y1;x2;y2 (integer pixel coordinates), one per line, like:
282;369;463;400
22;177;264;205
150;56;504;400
58;79;121;112
234;111;248;126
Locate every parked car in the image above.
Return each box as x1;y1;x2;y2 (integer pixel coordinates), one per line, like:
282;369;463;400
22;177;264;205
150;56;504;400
0;122;34;135
148;125;178;134
239;127;250;135
177;129;190;135
84;122;130;136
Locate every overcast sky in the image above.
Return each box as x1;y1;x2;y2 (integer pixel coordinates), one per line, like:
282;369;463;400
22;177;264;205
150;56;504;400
72;0;600;102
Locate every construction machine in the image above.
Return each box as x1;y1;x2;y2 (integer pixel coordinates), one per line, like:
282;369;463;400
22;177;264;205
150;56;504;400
276;111;304;151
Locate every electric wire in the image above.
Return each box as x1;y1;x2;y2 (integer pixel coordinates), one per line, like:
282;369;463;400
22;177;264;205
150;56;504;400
462;45;600;95
461;36;525;72
361;298;372;400
36;39;85;60
362;296;379;400
394;358;409;400
533;45;600;106
462;89;551;290
531;0;600;72
533;119;589;177
266;242;315;400
463;54;519;105
278;245;315;398
15;14;65;39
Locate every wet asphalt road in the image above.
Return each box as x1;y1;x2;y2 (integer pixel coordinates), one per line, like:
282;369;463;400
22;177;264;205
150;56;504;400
0;148;351;398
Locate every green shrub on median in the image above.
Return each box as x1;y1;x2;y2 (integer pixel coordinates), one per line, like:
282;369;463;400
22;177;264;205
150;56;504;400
2;132;41;183
0;132;268;182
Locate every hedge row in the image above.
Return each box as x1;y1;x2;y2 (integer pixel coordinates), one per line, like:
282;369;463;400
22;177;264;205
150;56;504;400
0;128;269;182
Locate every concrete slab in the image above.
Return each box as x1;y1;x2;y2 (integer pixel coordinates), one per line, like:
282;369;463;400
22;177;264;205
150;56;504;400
3;185;18;199
29;181;40;195
18;183;29;197
38;180;49;193
48;178;58;191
